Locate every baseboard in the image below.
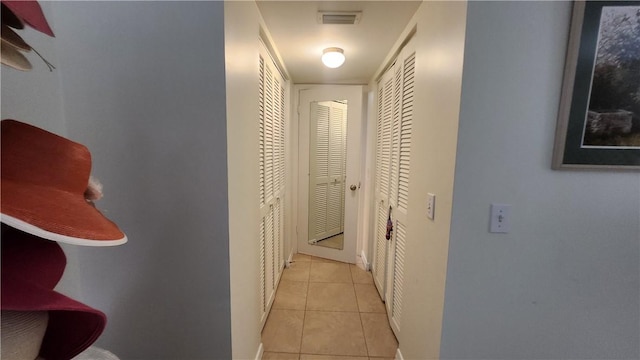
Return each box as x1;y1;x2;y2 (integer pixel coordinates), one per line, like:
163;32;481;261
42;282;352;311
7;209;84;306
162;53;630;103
360;250;370;271
286;249;294;268
395;347;404;360
255;342;264;360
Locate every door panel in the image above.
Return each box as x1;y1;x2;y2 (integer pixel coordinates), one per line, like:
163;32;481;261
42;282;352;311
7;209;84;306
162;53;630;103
372;37;415;337
297;86;363;263
372;66;395;300
258;42;287;327
386;42;416;338
373;199;389;295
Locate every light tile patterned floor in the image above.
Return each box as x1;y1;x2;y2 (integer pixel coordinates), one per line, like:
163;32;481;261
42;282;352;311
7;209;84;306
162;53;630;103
262;253;398;360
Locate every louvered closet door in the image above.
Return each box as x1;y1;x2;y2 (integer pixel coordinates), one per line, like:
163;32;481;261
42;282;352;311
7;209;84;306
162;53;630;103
309;101;347;243
385;41;416;338
372;66;395;300
258;41;287;326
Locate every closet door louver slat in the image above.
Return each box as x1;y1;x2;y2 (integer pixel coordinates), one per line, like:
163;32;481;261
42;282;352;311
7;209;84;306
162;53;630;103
276;197;282;271
398;53;415;213
266;206;274;302
259;56;265;207
273;78;281;196
391;221;407;322
258;42;287;328
380;78;393;197
264;66;274;203
278;85;285;271
260;219;266;314
374;201;388;293
279;86;286;196
390;67;402;210
314;103;330;240
327;106;345;235
375;85;384;195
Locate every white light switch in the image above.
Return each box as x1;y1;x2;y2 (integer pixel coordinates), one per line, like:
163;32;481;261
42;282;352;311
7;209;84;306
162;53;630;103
490;203;511;233
427;193;436;220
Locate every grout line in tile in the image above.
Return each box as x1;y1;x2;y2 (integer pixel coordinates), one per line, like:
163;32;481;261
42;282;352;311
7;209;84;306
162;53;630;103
303;309;361;314
359;310;370;358
298;263;312;354
350;268;371;315
299;354;369;358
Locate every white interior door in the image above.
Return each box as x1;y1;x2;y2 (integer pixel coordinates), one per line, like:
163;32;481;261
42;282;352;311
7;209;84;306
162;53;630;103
259;41;287;327
297;86;363;263
372;67;395;300
372;38;415;338
386;44;415;338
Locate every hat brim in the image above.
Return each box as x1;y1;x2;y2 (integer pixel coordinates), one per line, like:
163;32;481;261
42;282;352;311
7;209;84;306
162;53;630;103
2;271;106;360
1;0;54;37
1;180;127;246
2;24;31;51
1;40;32;71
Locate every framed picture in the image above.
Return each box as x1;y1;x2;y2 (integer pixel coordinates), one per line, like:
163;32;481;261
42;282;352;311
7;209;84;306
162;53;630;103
553;1;640;170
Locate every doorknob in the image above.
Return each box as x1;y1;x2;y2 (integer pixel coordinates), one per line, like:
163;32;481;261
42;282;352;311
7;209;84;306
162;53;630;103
350;184;357;191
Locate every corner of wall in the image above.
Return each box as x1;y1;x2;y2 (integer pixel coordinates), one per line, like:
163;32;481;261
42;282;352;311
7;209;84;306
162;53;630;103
225;2;262;359
394;1;468;359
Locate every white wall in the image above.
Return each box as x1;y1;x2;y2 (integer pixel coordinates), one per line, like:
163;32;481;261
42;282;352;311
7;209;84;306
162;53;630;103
41;2;231;358
366;1;468;358
224;2;263;358
441;2;640;359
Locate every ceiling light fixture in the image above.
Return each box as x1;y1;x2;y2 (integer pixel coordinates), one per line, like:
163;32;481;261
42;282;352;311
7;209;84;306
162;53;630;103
322;47;345;68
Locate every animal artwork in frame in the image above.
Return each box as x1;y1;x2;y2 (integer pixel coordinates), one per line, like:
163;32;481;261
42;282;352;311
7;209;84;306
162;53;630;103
553;1;640;170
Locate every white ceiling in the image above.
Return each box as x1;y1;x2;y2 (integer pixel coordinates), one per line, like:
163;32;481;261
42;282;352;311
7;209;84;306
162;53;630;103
256;1;421;84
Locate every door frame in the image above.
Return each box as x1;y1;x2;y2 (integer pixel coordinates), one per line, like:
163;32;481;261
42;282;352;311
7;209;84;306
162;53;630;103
296;85;364;263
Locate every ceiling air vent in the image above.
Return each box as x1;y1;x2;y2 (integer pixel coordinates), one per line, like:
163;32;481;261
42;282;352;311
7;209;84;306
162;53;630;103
317;11;362;25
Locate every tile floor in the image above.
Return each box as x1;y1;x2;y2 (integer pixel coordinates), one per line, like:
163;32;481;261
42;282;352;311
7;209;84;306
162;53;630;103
262;253;398;360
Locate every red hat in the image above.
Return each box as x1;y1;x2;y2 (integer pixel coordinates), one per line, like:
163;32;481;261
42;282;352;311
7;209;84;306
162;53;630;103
1;0;54;36
1;119;127;246
1;228;107;360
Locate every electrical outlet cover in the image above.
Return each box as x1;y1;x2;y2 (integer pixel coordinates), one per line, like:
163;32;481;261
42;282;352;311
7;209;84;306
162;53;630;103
490;203;511;233
427;193;435;220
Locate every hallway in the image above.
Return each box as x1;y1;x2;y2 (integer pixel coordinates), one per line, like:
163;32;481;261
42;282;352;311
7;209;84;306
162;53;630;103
261;254;398;359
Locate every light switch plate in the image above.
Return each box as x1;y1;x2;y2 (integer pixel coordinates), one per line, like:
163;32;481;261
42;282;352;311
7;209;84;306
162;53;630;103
427;193;435;220
490;203;511;233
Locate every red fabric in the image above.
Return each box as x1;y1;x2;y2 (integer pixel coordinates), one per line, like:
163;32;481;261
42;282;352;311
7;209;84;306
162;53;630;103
1;120;126;242
1;0;54;36
1;229;106;360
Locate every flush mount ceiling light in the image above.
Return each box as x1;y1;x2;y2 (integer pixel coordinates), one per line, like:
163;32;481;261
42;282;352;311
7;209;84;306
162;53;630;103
322;47;345;68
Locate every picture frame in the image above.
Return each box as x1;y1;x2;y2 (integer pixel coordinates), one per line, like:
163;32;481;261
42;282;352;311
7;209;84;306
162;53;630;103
552;1;640;170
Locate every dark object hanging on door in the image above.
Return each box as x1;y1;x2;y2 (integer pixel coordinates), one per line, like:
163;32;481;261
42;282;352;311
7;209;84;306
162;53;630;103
386;206;393;240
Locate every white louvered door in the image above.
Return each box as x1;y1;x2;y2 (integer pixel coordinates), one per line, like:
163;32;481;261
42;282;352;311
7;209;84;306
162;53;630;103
259;42;287;327
372;67;395;301
372;38;415;338
386;45;415;338
309;101;347;243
